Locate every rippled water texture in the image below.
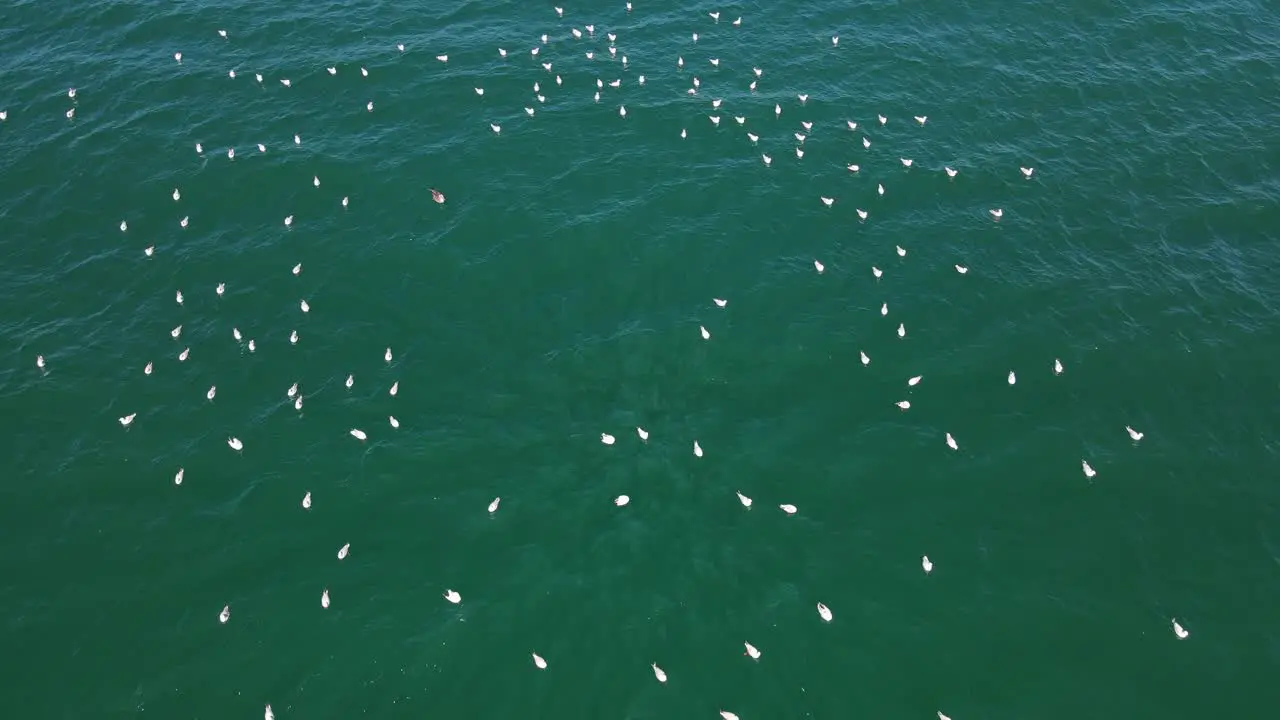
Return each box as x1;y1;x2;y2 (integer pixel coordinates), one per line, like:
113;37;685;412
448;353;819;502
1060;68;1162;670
2;0;1279;717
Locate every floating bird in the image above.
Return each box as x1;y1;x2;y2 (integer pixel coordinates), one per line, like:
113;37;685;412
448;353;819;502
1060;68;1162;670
861;351;871;365
820;196;833;207
302;492;311;509
119;413;136;427
923;555;934;574
444;589;461;604
491;123;501;133
345;375;354;388
878;183;884;196
694;441;703;457
881;303;888;316
292;263;302;275
652;663;667;682
744;642;761;659
955;265;969;274
780;504;797;514
908;375;922;385
174;468;184;485
171;325;182;338
350;429;367;441
1126;426;1144;441
321;589;329;608
219;605;230;623
700;325;711;340
385;347;393;363
207;386;216;401
614;495;630;507
832;36;839;45
179;348;189;361
389;416;400;428
721;713;739;720
946;433;958;450
637;427;649;441
176;290;184;305
748;132;758;143
180;216;189;228
174;53;182;63
532;653;548;669
601;433;616;445
795;147;804;159
1082;460;1097;479
217;30;227;38
390;381;399;396
714;298;727;307
436;55;447;63
362;67;369;75
36;355;45;370
945;167;958;177
1054;358;1064;375
300;299;310;313
120;220;128;231
280;78;291;87
1172;619;1189;639
709;11;720;21
897;245;907;257
857;208;868;220
284;215;293;226
736;490;752;507
897;323;906;338
814;259;824;273
1008;370;1017;385
313;176;320;188
217;283;225;296
1021;167;1035;178
817;602;833;622
488;497;500;513
915;115;927;125
847;164;860;172
337;543;350;560
342;196;349;207
896;400;910;410
228;437;243;451
265;705;273;720
797;93;808;104
288;383;299;398
144;362;153;374
431;189;446;203
327;67;336;75
863;137;871;148
761;154;771;166
775;103;781;117
900;158;913;167
990;208;1003;219
619;105;627;117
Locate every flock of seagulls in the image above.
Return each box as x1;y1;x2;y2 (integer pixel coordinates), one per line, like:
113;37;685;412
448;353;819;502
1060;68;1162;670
9;4;1195;719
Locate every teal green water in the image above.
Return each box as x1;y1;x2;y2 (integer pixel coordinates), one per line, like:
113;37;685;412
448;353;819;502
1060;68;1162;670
3;0;1280;717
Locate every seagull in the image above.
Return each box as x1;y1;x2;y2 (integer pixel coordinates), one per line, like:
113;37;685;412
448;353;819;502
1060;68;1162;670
172;187;181;201
775;103;781;117
710;58;719;66
313;176;320;187
207;386;216;401
714;298;727;307
280;79;291;87
284;215;293;226
709;11;720;21
491;123;501;133
525;107;535;116
174;52;182;63
174;468;184;485
431;189;446;203
1082;460;1097;479
327;67;337;75
601;433;616;445
748;133;758;143
300;299;310;313
923;555;934;573
795;148;804;159
990;208;1004;219
832;36;839;46
171;325;182;338
475;87;484;95
179;348;189;362
614;495;630;507
350;429;367;441
900;158;913;167
761;154;771;166
898;323;906;338
956;264;969;274
847;164;860;172
385;347;393;362
652;663;667;682
619;105;626;117
176;290;184;305
294;134;300;144
878;183;884;195
700;326;711;340
264;704;273;720
1126;426;1144;441
1008;370;1017;385
863;137;871;148
1054;358;1064;374
498;48;507;57
342;196;349;207
144;362;153;374
734;116;744;124
637;427;649;441
389;381;399;396
345;375;354;388
744;642;761;659
119;413;137;427
817;602;833;622
120;221;128;231
872;266;881;278
217;30;227;38
896;400;910;410
219;605;230;623
288;383;299;398
217;283;225;297
846;120;857;130
1172;619;1189;639
488;497;500;513
814;259;824;273
709;115;720;126
1021;167;1035;178
735;490;752;508
436;55;448;63
180;216;189;228
780;504;797;514
797;93;808;104
734;16;742;25
302;492;311;509
946;433;958;450
389;416;400;428
444;589;461;604
292;263;302;275
945;167;958;177
321;589;329;608
915;115;927;125
908;375;921;385
228;437;243;451
36;355;45;370
532;653;548;669
694;441;703;457
821;197;834;207
367;101;374;112
881;303;888;316
796;133;807;143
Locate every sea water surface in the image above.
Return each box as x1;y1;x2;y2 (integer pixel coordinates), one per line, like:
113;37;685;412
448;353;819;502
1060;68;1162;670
2;0;1280;718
